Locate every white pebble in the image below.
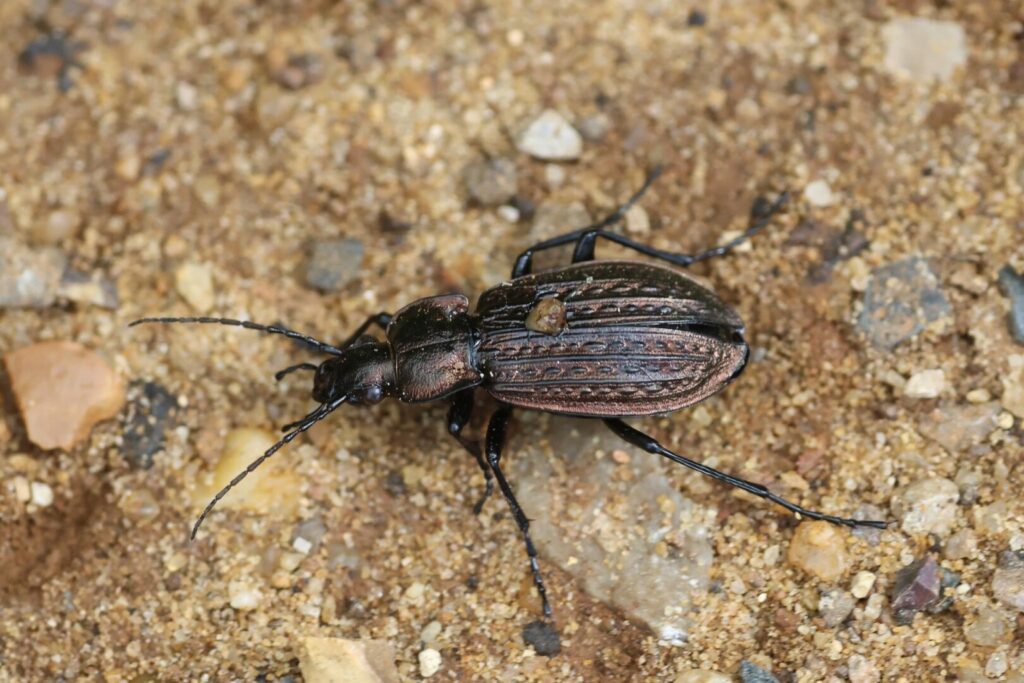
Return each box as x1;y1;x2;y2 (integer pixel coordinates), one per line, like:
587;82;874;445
882;17;968;83
30;481;54;507
174;261;215;313
516;109;583;161
904;369;946;398
418;648;442;677
497;205;520;223
803;179;835;207
292;536;313;554
850;571;877;599
228;581;263;610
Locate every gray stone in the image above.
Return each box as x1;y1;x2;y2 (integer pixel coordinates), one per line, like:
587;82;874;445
998;265;1024;344
818;588;855;627
739;660;779;683
122;381;178;469
521;620;560;656
509;417;713;642
304;238;364;292
892;477;959;536
0;236;66;308
463;158;517;206
993;551;1024;612
857;257;951;349
58;267;119;309
916;402;1000;453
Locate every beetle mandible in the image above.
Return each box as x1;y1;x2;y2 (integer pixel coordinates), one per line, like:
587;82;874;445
131;167;887;618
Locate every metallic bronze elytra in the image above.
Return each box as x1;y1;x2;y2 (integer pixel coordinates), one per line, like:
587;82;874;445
129;166;888;621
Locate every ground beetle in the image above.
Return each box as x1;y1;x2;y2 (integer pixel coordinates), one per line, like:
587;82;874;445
131;167;887;618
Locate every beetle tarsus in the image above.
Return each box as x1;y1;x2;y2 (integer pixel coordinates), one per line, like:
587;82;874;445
604;418;888;530
485;405;553;618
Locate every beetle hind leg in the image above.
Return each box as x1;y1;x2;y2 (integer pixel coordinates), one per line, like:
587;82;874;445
604;418;890;530
486;405;553;618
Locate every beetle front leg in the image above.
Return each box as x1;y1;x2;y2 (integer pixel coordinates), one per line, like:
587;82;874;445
604;418;889;530
485;405;553;618
447;389;494;514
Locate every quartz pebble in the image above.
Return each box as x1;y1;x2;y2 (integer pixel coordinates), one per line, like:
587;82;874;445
882;17;968;82
787;521;850;582
227;581;262;610
463;158;517;206
892;477;959;536
297;637;400;683
30;481;54;507
417;648;441;678
5;341;126;451
516;109;583;161
0;236;66;308
191;428;302;517
903;369;945;398
803;180;835;207
818;588;855;627
890;555;941;624
174;261;215;313
850;571;876;599
304;238;365;292
847;655;881;683
857;257;951;349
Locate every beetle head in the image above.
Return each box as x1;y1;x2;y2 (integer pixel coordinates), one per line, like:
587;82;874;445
313;340;395;405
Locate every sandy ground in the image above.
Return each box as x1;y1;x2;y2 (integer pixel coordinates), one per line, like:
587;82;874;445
1;0;1022;681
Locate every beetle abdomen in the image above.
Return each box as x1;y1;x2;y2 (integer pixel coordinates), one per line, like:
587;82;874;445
475;260;747;417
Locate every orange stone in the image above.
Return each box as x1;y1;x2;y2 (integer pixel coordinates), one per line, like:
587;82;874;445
4;341;125;451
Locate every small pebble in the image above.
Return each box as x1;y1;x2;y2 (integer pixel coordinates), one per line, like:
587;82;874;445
625;205;650;235
418;648;441;678
122;381;177;469
965;388;991;403
577;112;611;141
1002;355;1024;419
18;31;84;91
544;163;566;187
847;655;881;683
739;660;779;683
890;555;942;624
174;261;215;313
516;109;583;161
5;341;126;451
985;651;1009;678
30;481;54;507
787;521;850;582
916;402;1000;453
497;205;520;223
0;237;67;308
892;477;959;536
525;297;567;335
903;369;945;398
175;81;198;110
998;265;1024;343
882;17;968;83
803;180;835;207
964;606;1012;646
33;208;81;245
304;238;365;292
463;158;517;206
58;268;119;309
818;588;855;627
273;53;325;90
420;620;442;646
292;516;327;554
522;620;561;656
944;529;978;560
297;637;400;683
687;10;708;27
992;559;1024;612
227;581;263;610
850;571;876;599
676;670;731;683
857;257;951;349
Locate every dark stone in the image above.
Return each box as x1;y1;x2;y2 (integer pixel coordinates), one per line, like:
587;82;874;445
522;620;561;656
122;381;178;469
18;31;85;92
384;470;406;497
739;660;780;683
890;555;942;624
857;257;952;349
304;238;364;292
998;265;1024;344
687;10;708;26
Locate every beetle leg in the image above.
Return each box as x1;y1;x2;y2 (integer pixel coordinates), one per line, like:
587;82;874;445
604;418;890;530
485;405;553;618
338;312;393;350
274;362;318;381
447;390;494;514
511;167;664;276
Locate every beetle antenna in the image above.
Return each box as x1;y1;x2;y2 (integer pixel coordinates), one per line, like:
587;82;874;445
129;316;344;355
190;396;346;540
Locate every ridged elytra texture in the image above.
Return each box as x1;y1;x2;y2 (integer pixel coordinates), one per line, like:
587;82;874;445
475;261;748;417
